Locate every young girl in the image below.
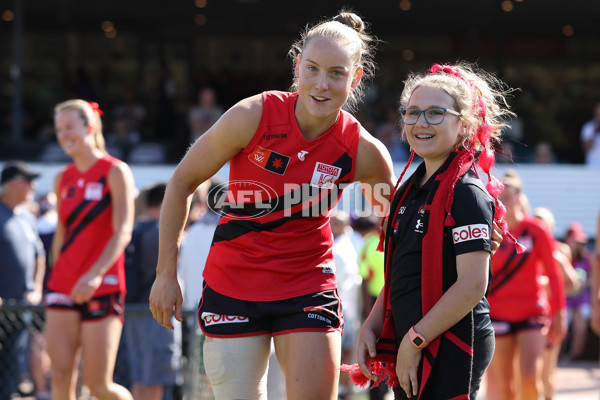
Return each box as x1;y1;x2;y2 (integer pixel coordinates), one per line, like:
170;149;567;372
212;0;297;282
346;62;518;399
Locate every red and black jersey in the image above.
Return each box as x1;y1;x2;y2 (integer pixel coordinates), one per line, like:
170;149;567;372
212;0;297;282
47;155;126;296
488;215;566;321
203;91;361;301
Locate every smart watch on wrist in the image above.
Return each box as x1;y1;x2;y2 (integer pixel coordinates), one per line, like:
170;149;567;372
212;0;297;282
408;326;428;349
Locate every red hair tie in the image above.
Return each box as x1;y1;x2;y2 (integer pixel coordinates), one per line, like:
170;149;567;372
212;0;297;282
88;101;104;116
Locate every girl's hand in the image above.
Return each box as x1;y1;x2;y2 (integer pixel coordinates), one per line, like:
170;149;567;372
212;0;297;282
396;334;422;398
491;220;503;254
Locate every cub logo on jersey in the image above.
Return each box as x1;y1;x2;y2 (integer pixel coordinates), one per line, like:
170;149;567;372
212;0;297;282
248;146;290;175
310;162;342;190
62;186;77;199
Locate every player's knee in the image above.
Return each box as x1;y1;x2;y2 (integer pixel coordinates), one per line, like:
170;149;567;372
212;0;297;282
49;361;74;386
203;336;270;400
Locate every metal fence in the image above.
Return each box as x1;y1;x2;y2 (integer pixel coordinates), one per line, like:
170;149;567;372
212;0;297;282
0;302;214;400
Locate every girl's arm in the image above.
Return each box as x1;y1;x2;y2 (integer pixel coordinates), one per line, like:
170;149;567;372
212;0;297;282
396;250;490;396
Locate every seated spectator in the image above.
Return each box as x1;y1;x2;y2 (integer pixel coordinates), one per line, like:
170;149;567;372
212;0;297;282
580;101;600;166
112;88;147;136
187;87;224;143
105;115;141;160
127;142;167;164
375;106;409;163
497;140;516;164
533;141;556;164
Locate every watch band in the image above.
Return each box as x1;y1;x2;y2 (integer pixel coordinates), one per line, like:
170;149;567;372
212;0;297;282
408;326;428;349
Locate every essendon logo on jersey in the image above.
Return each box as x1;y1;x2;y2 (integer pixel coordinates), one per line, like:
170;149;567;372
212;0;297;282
310;162;342;190
62;186;77;199
248;146;290;175
201;312;249;326
452;224;490;244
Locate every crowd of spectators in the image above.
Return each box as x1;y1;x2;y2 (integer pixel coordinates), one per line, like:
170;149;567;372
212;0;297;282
2;65;599;167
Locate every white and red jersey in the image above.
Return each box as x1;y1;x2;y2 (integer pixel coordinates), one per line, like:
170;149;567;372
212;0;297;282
47;155;126;296
203;91;361;301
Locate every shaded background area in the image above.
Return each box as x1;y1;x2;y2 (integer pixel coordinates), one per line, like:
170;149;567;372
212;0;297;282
1;0;600;163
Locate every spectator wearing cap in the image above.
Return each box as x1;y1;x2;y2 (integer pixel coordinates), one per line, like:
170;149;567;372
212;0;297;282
564;221;592;360
0;160;46;400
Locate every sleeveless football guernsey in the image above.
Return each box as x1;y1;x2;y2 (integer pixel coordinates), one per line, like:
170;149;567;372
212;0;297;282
47;155;126;296
203;91;361;301
489;215;565;321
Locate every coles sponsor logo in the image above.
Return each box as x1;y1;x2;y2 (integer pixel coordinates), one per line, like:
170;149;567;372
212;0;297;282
452;224;490;244
201;312;249;326
45;292;73;306
310;162;342;190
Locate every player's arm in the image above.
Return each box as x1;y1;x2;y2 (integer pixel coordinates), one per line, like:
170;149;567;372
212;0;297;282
353;128;396;218
150;94;262;329
50;171;65;269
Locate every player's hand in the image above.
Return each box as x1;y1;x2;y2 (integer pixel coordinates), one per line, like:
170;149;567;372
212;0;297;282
70;274;102;304
26;290;43;305
356;319;380;382
149;271;183;330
